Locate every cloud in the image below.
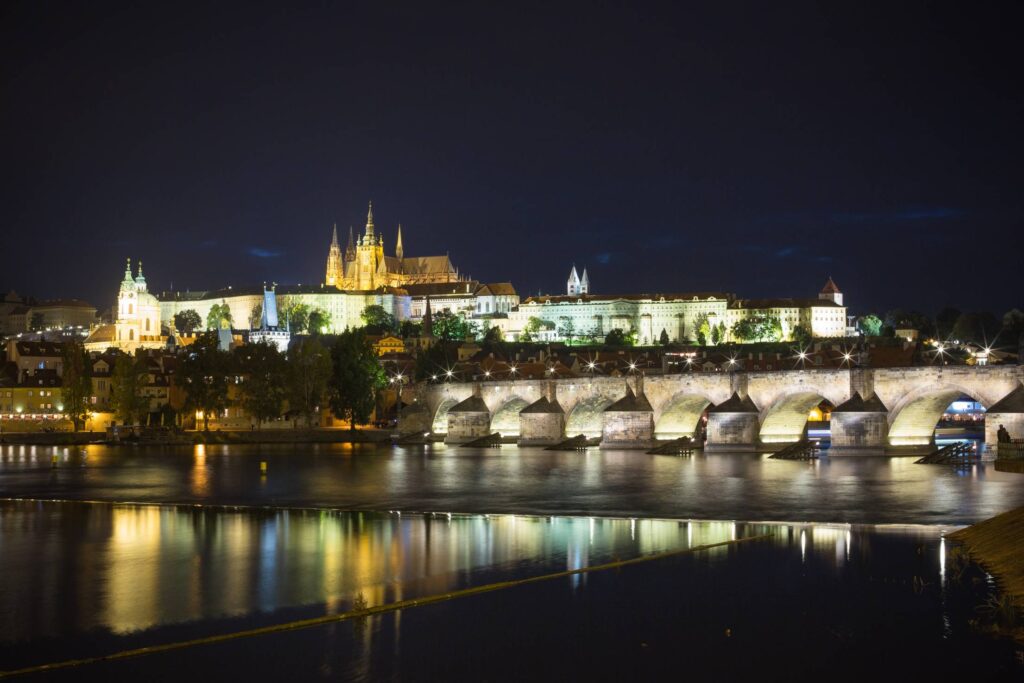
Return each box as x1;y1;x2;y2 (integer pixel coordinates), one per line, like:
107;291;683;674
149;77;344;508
775;246;798;257
200;239;219;248
831;207;963;224
595;252;613;264
249;247;282;258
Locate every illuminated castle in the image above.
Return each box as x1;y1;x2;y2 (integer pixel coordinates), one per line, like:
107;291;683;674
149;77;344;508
325;202;463;291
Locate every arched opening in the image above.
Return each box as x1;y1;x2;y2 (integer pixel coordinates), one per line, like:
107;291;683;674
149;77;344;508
145;318;150;331
129;329;134;341
566;396;616;438
889;388;986;447
759;391;830;444
491;397;529;437
431;398;459;434
654;394;711;440
128;304;133;315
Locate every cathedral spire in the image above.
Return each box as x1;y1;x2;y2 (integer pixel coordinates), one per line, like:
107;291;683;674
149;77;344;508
423;296;433;338
346;225;356;261
396;223;404;260
123;257;133;282
365;201;375;239
331;223;339;247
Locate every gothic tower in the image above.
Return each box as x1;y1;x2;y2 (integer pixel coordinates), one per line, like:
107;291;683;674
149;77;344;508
396;223;404;261
567;265;581;295
325;224;343;288
355;201;385;290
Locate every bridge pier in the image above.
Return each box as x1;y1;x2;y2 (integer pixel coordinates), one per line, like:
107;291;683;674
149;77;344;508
985;383;1024;456
705;393;761;452
445;385;492;444
599;376;655;449
519;382;566;446
829;392;889;455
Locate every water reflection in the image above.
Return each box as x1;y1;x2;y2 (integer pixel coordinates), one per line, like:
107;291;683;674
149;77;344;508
0;500;936;649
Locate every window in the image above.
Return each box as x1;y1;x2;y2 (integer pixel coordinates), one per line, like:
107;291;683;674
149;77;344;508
129;330;134;341
129;304;133;315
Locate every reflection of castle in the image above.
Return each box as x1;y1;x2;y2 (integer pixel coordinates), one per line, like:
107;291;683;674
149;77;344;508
325;202;463;291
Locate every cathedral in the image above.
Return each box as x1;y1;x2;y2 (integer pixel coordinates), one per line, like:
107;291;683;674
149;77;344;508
325;202;464;291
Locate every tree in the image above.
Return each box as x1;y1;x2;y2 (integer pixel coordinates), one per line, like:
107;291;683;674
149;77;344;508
884;309;934;338
60;338;91;431
433;311;478;341
360;304;397;334
557;318;576;343
234;340;287;428
935;307;961;339
29;312;45;331
206;301;233;331
174;309;203;334
856;314;883;337
791;325;812;348
249;302;263;329
328;329;386;430
605;328;635;346
179;332;230;430
307;308;329;334
399;320;422;338
287;337;333;428
283;302;310;333
693;313;712;346
731;316;783;343
111;354;149;425
481;324;504;345
1004;309;1024;340
521;316;546;342
414;342;453;382
710;323;723;345
951;311;1000;345
659;328;670;345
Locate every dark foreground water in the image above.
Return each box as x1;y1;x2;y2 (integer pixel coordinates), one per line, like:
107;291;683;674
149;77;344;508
2;443;1024;524
0;500;1021;681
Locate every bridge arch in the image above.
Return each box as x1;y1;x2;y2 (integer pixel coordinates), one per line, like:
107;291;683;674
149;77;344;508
654;392;713;440
759;391;830;444
431;398;459;434
887;383;984;446
566;395;617;438
490;396;530;437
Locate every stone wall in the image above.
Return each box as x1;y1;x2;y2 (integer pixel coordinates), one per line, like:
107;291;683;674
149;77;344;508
519;413;565;446
445;411;491;444
830;412;888;451
600;411;654;449
706;413;759;451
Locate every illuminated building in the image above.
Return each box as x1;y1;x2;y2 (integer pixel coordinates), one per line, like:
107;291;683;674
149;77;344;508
504;278;847;344
86;260;170;352
327;202;463;291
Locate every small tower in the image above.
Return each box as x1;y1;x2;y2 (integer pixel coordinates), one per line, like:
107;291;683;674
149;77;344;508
567;265;581;295
819;277;843;306
364;201;376;242
344;226;356;262
396;223;404;261
580;267;590;294
325;224;343;288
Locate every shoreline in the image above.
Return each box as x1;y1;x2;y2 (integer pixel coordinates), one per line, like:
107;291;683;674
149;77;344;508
0;429;394;446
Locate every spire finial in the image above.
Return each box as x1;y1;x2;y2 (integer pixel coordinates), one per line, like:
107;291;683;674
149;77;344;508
365;201;375;238
332;223;339;246
395;223;404;260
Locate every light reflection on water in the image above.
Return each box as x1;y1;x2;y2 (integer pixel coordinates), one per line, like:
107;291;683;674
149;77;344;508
0;500;905;644
1;444;1022;524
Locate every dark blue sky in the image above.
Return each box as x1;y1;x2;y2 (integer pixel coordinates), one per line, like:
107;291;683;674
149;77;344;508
2;1;1021;315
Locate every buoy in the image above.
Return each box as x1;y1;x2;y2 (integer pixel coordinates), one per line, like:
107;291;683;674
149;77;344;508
51;454;58;468
260;461;267;475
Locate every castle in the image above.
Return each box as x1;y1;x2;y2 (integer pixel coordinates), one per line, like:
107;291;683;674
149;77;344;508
325;202;463;291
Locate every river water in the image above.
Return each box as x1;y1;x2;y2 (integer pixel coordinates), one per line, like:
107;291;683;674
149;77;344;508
2;443;1023;524
1;444;1022;680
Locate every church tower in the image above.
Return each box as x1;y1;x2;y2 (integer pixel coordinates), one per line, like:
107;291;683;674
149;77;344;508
567;265;581;295
396;223;404;261
819;277;843;306
580;267;590;294
355;201;385;290
345;226;356;262
325;224;343;288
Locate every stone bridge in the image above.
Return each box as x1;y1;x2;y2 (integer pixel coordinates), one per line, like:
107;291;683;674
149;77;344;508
398;365;1024;453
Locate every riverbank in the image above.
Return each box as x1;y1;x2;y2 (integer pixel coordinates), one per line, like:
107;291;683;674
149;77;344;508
948;506;1024;610
0;428;393;446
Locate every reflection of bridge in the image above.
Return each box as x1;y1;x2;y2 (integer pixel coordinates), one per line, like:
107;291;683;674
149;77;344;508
399;366;1024;452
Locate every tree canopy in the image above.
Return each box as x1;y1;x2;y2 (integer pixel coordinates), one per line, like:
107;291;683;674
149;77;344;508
327;329;387;430
60;337;91;431
111;353;149;425
174;309;203;334
233;340;287;427
731;316;783;343
287;337;332;428
856;314;883;337
206;302;233;331
179;332;230;430
360;304;398;334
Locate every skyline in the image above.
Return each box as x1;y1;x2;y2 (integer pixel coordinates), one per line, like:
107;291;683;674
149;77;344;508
2;2;1022;314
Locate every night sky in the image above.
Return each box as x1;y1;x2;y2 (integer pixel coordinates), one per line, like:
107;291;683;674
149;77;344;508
2;1;1021;316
